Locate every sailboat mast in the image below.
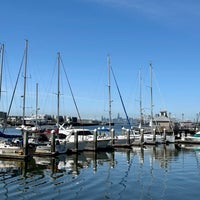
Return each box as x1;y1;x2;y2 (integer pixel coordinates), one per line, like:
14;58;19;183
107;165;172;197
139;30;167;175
139;68;143;128
107;55;112;131
150;63;153;129
35;83;38;127
22;40;28;126
57;52;60;127
0;44;4;100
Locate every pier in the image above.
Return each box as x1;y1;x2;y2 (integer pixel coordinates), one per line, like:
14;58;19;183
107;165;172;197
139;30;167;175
1;126;200;160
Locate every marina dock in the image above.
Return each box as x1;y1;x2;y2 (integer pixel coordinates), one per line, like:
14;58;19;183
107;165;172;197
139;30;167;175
1;126;200;160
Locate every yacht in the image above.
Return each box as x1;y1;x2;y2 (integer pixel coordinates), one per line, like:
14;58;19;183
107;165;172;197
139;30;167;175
58;126;111;150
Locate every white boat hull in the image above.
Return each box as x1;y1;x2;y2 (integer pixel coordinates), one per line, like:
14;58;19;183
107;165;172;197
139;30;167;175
110;135;135;145
35;141;85;155
84;138;111;150
0;143;36;156
132;134;175;144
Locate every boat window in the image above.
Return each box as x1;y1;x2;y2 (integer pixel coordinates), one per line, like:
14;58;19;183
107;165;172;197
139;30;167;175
71;130;93;135
58;133;66;139
38;134;49;142
77;131;93;136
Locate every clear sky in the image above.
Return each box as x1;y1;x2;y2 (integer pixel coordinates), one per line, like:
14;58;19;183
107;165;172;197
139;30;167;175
1;0;200;121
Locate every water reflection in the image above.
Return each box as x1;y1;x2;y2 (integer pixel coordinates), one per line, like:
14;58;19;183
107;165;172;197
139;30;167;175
178;143;200;151
132;144;179;169
0;152;113;179
0;144;199;199
55;151;112;175
0;144;181;178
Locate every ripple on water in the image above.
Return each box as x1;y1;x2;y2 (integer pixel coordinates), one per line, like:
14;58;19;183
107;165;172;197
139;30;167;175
1;145;200;199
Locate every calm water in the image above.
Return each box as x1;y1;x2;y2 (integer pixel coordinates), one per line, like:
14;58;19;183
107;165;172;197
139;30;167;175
1;126;200;199
0;143;200;199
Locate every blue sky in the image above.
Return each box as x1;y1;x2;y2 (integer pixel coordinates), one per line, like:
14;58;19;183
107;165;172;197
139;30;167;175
1;0;200;121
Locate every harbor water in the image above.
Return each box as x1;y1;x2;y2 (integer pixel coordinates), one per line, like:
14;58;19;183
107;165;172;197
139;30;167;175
0;127;200;199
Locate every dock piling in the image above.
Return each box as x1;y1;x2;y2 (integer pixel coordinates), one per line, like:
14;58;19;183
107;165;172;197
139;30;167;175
126;129;130;145
153;129;156;142
111;128;115;145
51;130;55;154
74;130;78;152
23;131;28;156
93;129;97;151
140;129;144;144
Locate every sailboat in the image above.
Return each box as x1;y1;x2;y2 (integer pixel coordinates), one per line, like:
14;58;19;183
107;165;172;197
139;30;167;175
34;52;86;155
102;55;135;146
132;64;164;144
0;40;36;158
56;54;110;151
148;64;175;143
0;43;21;139
132;63;175;144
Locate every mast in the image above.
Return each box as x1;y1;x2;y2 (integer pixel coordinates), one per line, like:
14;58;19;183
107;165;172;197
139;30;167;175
22;40;28;126
150;63;153;130
35;83;38;127
57;52;60;127
0;44;4;100
107;54;112;131
139;68;143;128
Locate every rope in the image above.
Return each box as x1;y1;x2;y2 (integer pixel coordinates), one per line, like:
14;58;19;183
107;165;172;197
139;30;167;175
110;66;131;128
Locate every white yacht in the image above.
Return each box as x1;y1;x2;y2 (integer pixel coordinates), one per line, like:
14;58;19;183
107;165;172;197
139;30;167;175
58;126;111;150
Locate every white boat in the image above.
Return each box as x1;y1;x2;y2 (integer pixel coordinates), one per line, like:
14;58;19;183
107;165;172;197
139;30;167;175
33;130;86;155
97;126;137;146
132;133;163;144
111;131;135;145
132;130;175;144
59;126;111;150
34;140;77;155
182;131;200;143
0;139;36;157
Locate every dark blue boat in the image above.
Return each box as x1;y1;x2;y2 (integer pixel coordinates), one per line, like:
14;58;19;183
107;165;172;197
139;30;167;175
0;131;22;139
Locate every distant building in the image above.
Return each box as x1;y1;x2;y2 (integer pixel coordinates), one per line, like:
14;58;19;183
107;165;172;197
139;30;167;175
179;121;193;129
0;111;7;124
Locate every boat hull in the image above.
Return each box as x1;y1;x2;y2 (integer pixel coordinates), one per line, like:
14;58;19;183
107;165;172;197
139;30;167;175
132;134;175;144
0;143;36;158
83;138;111;150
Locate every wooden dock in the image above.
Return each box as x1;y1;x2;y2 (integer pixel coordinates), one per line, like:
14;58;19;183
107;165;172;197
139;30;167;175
0;153;30;160
175;139;200;145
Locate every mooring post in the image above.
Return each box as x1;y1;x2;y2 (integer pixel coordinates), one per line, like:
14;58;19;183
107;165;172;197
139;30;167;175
140;129;144;144
51;130;55;154
93;129;97;151
111;128;115;145
126;129;130;145
23;130;28;156
153;129;156;142
74;130;78;152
